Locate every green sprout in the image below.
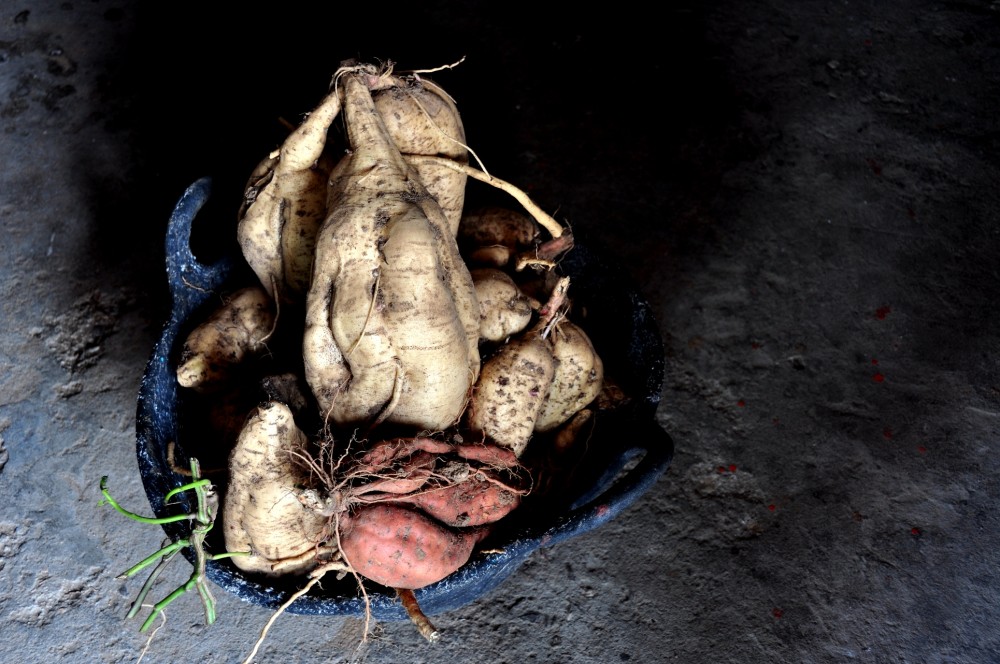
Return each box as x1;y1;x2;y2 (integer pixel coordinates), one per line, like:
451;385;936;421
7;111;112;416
100;457;247;632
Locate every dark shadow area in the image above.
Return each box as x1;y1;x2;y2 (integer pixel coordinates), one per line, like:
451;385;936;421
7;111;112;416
88;1;743;296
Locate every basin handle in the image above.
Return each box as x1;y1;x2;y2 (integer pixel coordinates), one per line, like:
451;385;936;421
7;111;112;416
164;177;234;322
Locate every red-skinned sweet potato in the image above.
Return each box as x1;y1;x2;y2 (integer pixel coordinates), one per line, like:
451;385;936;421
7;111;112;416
338;504;485;589
399;472;522;528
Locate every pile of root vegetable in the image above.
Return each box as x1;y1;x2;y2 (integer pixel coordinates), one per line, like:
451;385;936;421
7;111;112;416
174;60;619;637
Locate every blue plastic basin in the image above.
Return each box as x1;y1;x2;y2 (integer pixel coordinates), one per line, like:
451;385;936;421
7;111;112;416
135;177;674;619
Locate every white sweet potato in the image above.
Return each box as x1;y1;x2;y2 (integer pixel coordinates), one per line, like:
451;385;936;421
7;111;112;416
223;401;329;576
465;276;575;455
378;195;479;429
459;207;539;250
303;65;479;430
237;89;343;304
471;268;535;342
176;286;275;391
466;329;557;456
373;76;468;236
534;321;604;432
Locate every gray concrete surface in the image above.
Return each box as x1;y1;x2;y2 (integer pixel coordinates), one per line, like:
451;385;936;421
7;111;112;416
2;1;999;662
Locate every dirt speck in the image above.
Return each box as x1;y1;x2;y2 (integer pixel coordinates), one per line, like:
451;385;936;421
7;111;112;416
0;521;32;572
41;288;133;372
0;362;44;406
8;567;102;627
53;380;83;398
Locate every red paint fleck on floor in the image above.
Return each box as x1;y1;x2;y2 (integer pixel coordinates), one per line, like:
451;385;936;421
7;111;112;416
917;445;927;454
875;306;891;320
911;527;921;536
717;466;727;474
772;608;784;618
883;427;893;439
768;504;777;511
737;399;746;407
864;39;873;46
873;372;885;383
871;358;879;365
751;342;762;349
728;464;738;472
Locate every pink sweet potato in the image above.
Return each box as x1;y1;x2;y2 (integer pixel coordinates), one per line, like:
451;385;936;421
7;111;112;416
357;437;455;471
401;473;522;528
339;504;484;589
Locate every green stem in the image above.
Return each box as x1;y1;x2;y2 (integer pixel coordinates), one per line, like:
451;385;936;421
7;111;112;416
139;582;190;633
126;547;181;620
196;579;217;626
164;478;212;504
118;539;189;579
106;455;238;634
100;476;195;525
189;457;217;626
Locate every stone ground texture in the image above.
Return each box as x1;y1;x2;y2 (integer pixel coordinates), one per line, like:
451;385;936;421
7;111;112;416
1;1;998;662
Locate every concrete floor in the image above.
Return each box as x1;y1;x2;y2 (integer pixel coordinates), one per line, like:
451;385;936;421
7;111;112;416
1;1;999;662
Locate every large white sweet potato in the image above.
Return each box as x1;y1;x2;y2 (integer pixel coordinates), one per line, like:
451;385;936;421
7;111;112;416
303;66;479;431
